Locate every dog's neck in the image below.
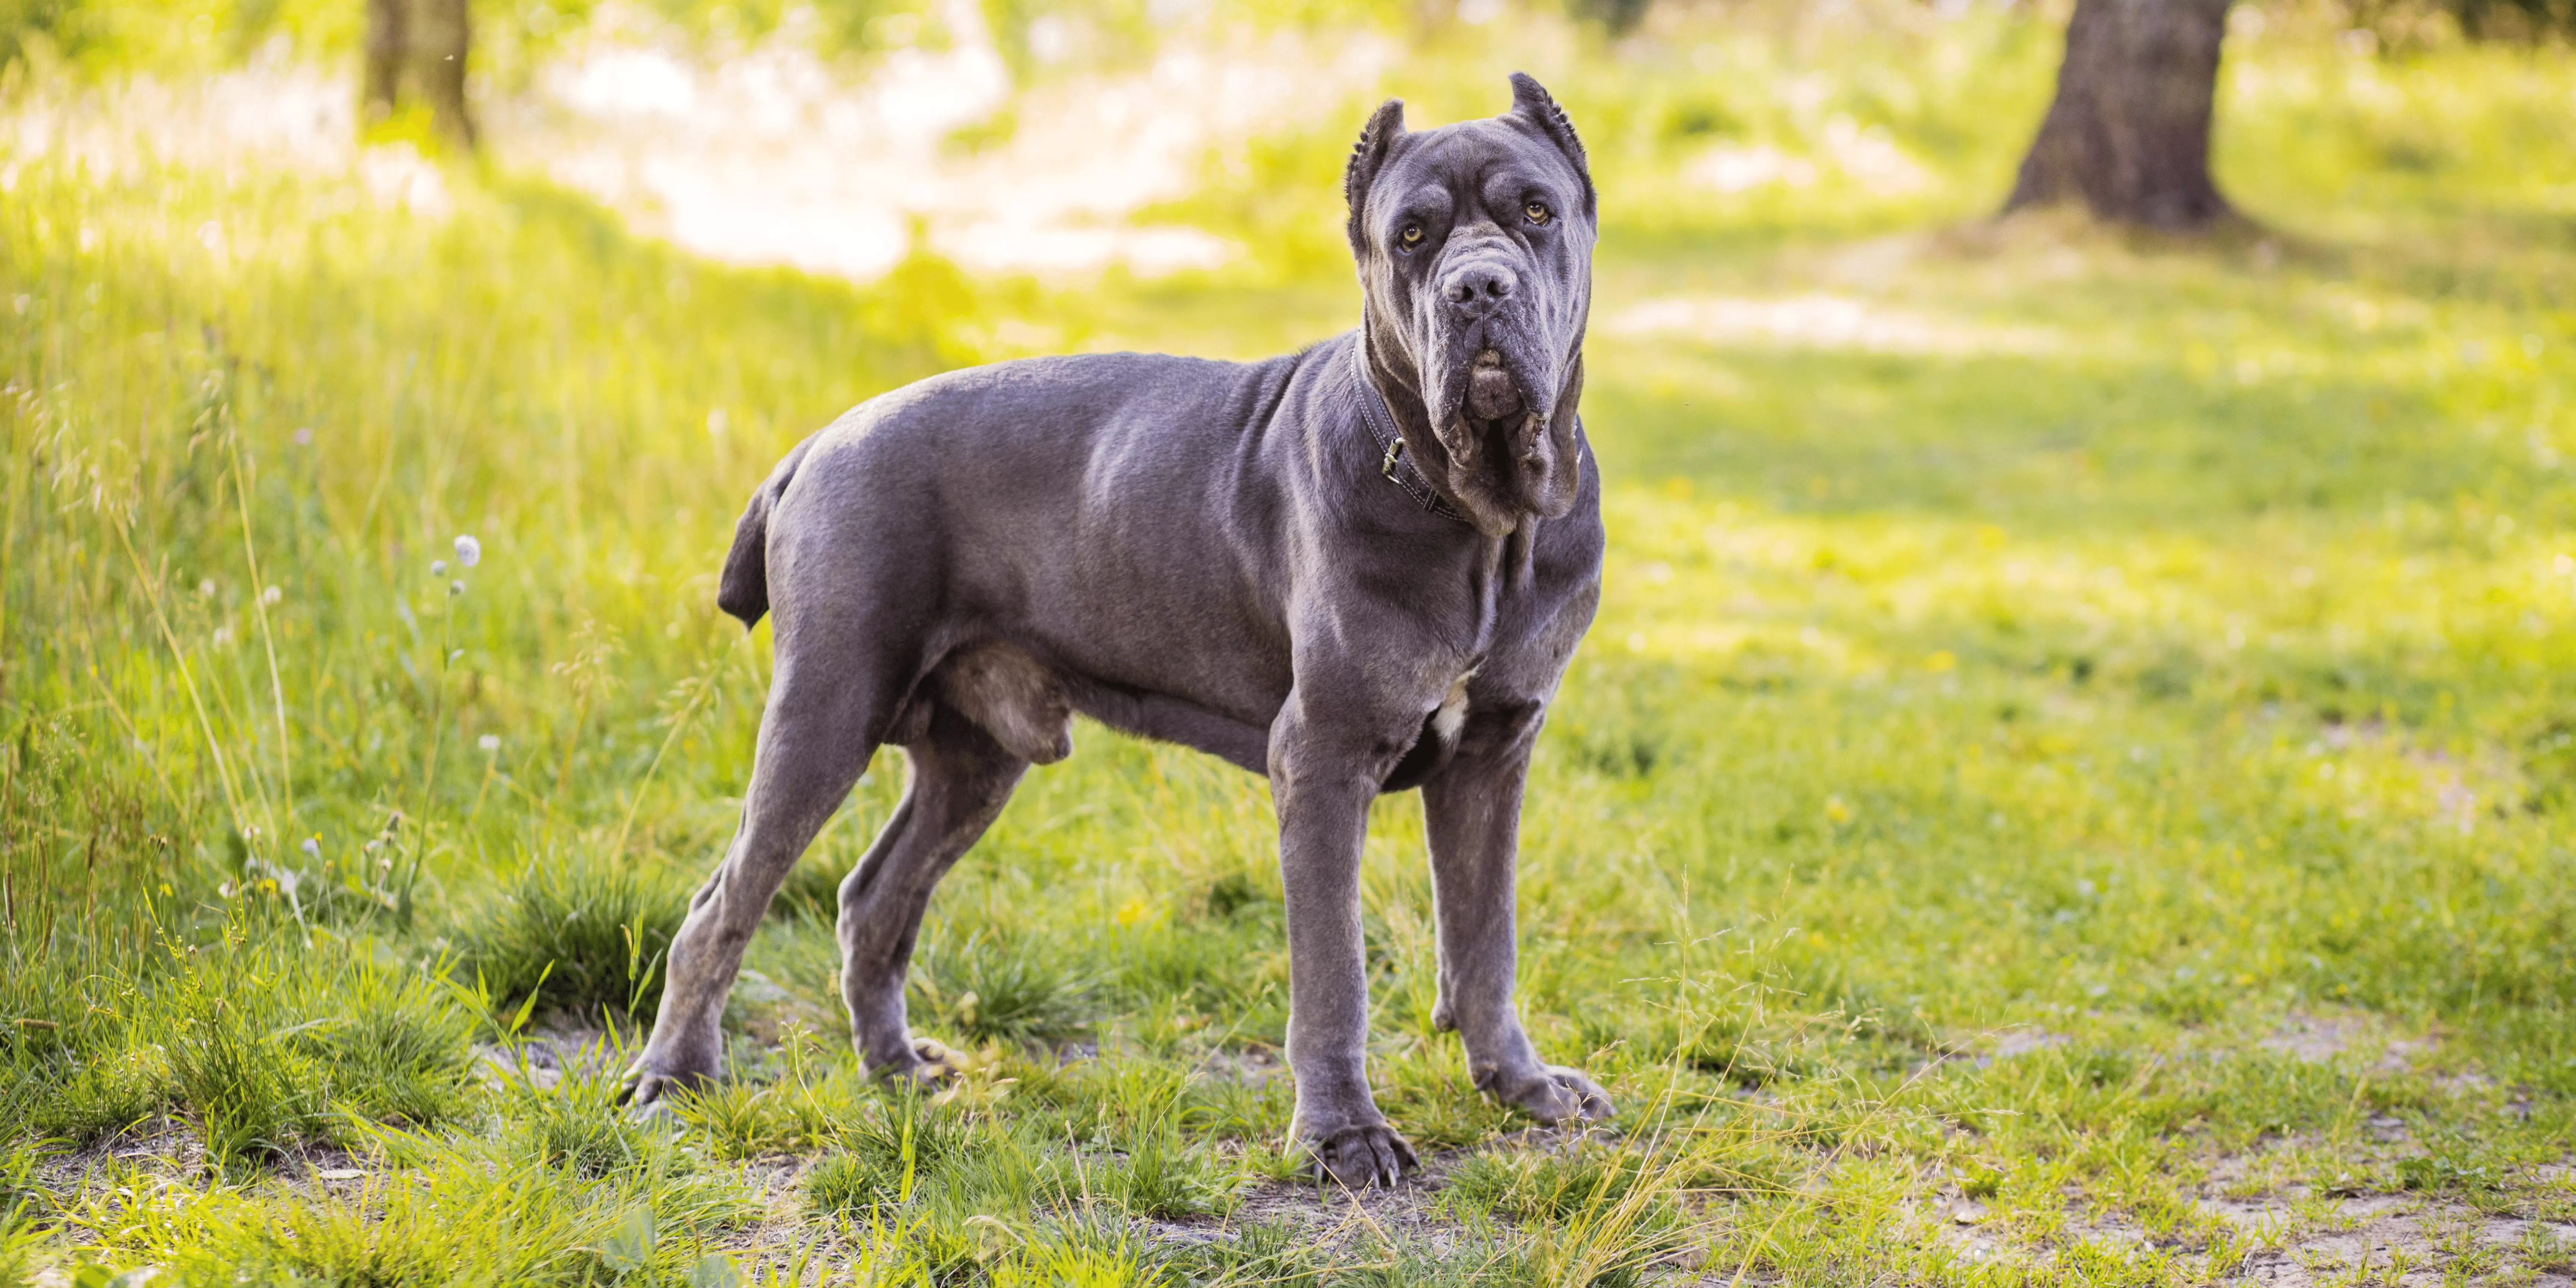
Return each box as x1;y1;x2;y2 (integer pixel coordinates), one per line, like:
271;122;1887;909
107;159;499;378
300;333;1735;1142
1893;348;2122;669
1351;327;1564;591
1347;332;1470;526
1357;319;1505;534
1354;319;1581;543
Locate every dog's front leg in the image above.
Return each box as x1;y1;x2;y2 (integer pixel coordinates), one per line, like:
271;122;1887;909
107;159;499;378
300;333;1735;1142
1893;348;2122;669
1271;711;1418;1188
1422;703;1612;1126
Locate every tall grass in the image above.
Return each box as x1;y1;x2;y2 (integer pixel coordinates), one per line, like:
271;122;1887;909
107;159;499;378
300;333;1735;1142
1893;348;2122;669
456;860;689;1020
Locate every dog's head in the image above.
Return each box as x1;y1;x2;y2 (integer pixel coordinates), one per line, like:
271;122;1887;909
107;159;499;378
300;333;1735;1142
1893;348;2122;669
1345;73;1594;537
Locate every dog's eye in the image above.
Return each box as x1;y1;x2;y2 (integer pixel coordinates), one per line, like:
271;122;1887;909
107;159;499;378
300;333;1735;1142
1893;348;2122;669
1524;201;1551;225
1399;224;1424;247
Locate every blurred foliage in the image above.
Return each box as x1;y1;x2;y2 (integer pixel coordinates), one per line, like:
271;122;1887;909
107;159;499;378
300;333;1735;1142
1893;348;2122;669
0;0;1414;76
9;0;2576;85
0;0;351;70
2342;0;2576;43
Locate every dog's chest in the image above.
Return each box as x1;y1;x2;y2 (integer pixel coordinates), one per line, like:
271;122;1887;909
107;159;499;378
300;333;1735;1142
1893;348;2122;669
1469;522;1603;662
1355;518;1601;723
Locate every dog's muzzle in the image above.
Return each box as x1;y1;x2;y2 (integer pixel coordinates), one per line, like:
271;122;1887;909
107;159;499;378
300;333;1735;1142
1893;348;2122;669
1467;350;1524;421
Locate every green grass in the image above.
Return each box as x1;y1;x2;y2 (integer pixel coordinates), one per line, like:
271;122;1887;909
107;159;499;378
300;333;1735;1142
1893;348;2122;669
457;859;690;1020
6;3;2576;1283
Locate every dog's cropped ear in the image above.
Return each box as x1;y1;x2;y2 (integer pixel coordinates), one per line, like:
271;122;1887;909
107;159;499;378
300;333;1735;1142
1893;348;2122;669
1508;73;1594;220
1344;98;1406;255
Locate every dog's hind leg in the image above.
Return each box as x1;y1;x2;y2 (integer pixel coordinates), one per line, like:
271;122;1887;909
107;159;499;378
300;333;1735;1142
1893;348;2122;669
625;645;901;1108
837;700;1029;1079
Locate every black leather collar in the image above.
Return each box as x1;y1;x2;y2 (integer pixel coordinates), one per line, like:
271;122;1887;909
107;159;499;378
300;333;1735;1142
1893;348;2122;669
1347;337;1472;526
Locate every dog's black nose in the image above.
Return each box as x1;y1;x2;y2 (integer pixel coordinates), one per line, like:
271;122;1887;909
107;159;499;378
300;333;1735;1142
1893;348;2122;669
1441;262;1518;312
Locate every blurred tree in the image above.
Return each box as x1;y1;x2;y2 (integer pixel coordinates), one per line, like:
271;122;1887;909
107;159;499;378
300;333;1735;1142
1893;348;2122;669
2005;0;2233;230
2447;0;2576;35
364;0;475;148
1571;0;1650;35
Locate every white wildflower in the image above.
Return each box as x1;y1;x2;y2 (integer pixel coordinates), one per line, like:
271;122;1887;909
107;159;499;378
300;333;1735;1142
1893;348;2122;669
431;559;447;577
301;837;320;858
454;534;480;568
450;580;465;597
478;734;501;752
262;585;282;606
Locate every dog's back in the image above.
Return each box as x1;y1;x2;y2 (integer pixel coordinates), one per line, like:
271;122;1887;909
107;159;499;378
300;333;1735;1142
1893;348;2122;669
717;348;1303;633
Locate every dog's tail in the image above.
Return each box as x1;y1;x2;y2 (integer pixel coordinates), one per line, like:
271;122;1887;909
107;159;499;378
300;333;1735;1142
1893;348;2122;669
716;438;815;629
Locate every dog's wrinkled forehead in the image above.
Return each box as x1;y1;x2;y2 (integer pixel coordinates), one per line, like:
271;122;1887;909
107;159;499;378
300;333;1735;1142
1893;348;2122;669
1360;121;1588;241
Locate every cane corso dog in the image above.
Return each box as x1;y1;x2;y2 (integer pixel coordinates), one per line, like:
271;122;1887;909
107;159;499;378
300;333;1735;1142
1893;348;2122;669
624;73;1610;1186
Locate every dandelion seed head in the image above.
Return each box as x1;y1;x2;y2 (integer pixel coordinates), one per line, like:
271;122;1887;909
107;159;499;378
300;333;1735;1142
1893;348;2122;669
301;837;320;858
454;534;481;567
478;733;501;752
431;559;447;577
262;585;282;606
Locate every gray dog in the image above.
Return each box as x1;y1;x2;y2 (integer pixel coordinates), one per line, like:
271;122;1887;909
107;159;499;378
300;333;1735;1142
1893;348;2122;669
623;73;1610;1186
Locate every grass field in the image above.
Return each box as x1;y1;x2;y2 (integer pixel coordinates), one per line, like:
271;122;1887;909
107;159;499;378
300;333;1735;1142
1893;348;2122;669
4;6;2576;1284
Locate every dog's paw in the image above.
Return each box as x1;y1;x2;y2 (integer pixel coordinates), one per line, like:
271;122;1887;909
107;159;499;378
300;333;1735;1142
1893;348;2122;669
1495;1065;1614;1126
1306;1122;1419;1190
865;1036;967;1084
618;1060;716;1117
906;1037;969;1080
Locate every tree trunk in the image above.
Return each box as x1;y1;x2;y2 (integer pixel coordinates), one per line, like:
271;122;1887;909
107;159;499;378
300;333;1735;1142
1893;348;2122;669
409;0;475;149
362;0;405;127
2005;0;2234;229
360;0;476;149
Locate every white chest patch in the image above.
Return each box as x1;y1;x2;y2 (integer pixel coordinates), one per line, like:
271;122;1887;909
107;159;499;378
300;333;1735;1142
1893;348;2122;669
1432;669;1475;743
